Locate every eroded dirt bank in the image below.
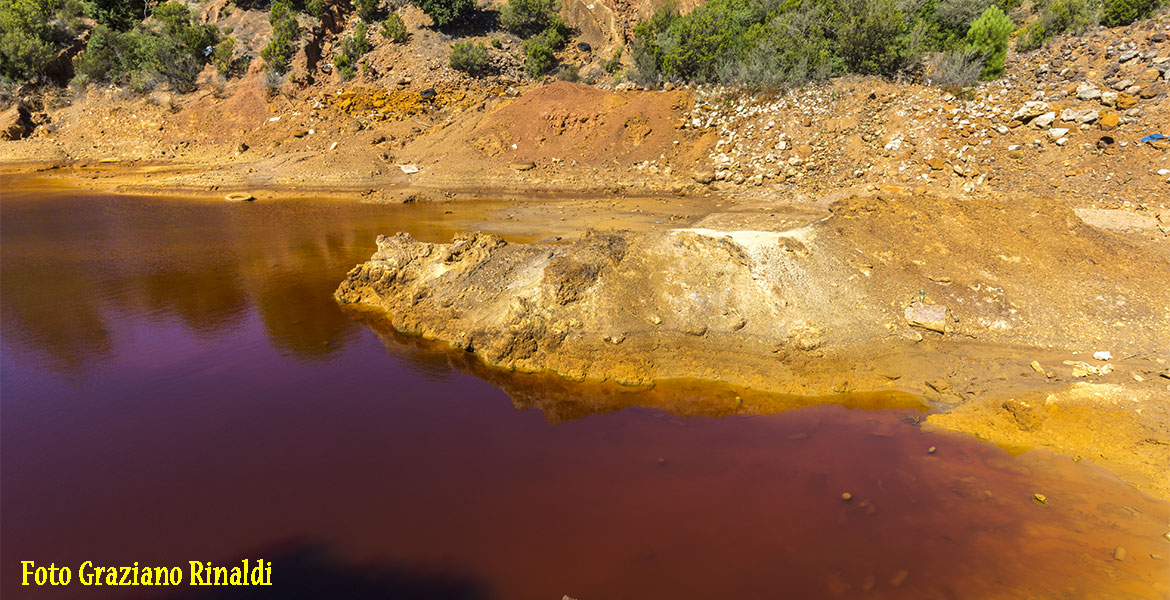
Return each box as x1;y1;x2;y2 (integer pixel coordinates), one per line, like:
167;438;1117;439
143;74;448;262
336;190;1170;497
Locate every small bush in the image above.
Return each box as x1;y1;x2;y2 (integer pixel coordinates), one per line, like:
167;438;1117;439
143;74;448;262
630;0;677;82
1016;0;1097;51
491;37;502;48
334;20;370;80
89;0;147;31
965;5;1012;79
837;0;908;75
935;0;997;31
524;39;554;76
380;12;408;42
1;0;91;82
603;48;622;73
1101;0;1159;26
355;0;379;21
500;0;560;38
212;37;235;76
733;2;840;87
412;0;474;27
925;46;984;87
71;1;224;91
261;0;301;75
1016;22;1046;50
522;25;565;77
449;39;488;75
1047;0;1098;32
306;0;325;18
557;63;579;81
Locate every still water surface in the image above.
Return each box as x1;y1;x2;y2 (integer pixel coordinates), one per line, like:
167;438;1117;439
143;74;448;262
2;192;1167;599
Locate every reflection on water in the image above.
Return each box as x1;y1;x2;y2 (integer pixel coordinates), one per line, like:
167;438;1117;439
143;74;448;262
350;309;929;421
1;193;451;374
2;193;1168;600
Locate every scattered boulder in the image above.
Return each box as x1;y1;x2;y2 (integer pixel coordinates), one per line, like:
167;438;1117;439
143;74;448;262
1033;111;1057;128
1075;84;1101;101
691;170;715;184
1116;92;1138;109
1;104;33;140
905;301;946;333
1139;83;1162;99
1012;101;1049;123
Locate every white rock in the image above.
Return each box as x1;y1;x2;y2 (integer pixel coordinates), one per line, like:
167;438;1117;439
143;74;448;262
1033;112;1057;128
1076;84;1102;101
1012;101;1050;122
1094;351;1113;361
1049;128;1069;138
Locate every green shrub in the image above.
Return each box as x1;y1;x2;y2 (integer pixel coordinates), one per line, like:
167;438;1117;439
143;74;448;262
733;2;839;86
334;20;370;79
1101;0;1159;26
524;38;554;75
603;48;622;73
500;0;560;38
72;1;222;91
837;0;908;75
212;37;235;76
964;4;1012;78
1016;22;1047;51
1016;0;1097;50
491;37;502;48
935;0;996;31
557;63;579;81
1045;0;1098;33
355;0;379;21
626;0;1029;86
261;0;301;75
631;0;677;82
89;0;146;31
306;0;325;18
380;11;408;42
522;25;565;77
0;0;57;82
449;39;488;75
412;0;474;27
0;0;91;82
925;46;984;87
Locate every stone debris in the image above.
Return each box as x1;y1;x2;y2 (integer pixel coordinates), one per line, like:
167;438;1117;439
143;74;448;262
905;301;947;333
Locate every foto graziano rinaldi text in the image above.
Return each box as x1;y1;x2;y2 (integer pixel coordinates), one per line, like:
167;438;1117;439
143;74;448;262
21;559;272;586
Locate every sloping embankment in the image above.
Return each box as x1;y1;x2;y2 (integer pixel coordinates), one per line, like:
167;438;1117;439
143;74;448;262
335;192;1170;395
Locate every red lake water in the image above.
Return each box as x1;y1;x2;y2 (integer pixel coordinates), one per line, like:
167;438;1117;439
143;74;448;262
2;192;1167;599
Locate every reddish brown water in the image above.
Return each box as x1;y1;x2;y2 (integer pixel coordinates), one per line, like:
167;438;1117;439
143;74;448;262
2;193;1167;600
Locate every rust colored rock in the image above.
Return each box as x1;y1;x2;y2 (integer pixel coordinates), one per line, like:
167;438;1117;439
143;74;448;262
1;104;33;140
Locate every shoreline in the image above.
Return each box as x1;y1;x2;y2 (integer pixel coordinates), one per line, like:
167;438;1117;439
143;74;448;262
3;163;1167;498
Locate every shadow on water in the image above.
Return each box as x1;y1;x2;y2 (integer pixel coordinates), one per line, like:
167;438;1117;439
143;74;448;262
160;543;490;600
